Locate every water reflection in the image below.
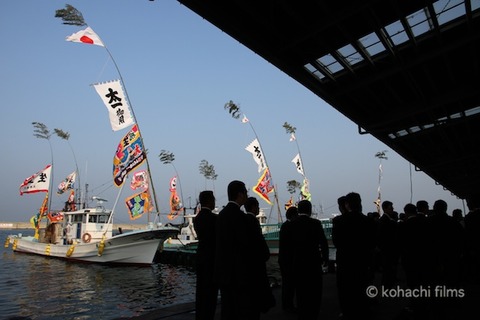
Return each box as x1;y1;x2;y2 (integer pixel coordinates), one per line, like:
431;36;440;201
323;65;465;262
1;230;196;320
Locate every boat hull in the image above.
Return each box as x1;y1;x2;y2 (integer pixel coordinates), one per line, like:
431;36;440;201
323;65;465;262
8;227;179;266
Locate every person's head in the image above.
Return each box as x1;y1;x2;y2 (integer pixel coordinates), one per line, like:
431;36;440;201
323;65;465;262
227;180;248;206
403;203;417;218
382;201;394;215
452;208;463;220
433;199;448;215
199;190;215;210
337;196;347;215
285;206;298;221
416;200;429;214
297;200;312;216
345;192;362;213
244;196;260;215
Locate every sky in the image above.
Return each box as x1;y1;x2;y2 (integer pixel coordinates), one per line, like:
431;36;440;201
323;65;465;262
0;0;467;225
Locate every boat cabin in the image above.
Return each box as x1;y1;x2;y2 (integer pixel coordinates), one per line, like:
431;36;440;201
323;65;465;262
63;206;113;244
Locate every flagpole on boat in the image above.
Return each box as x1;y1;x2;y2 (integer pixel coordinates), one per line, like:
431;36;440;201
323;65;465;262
248;119;283;223
101;46;161;222
283;122;311;205
224;101;283;223
56;7;160;222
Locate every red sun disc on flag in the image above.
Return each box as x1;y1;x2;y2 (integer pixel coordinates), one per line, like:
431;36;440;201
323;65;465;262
80;36;94;44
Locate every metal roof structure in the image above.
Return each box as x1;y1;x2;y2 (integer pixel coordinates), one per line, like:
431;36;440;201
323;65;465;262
178;0;480;201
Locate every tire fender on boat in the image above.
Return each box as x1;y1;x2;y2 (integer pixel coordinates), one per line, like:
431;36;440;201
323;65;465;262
82;233;92;243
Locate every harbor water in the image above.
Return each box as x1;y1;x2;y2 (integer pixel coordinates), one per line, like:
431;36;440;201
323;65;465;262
0;229;197;320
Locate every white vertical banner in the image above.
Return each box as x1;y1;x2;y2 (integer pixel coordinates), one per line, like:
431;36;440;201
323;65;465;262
93;80;135;131
245;138;267;173
291;153;305;176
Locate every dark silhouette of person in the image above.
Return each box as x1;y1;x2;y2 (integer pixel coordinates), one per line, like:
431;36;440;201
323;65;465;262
427;199;465;288
193;190;218;320
465;194;480;284
214;180;250;320
416;200;430;217
244;196;275;317
398;203;430;316
290;200;329;320
332;192;376;320
377;200;400;288
278;205;298;312
452;208;465;228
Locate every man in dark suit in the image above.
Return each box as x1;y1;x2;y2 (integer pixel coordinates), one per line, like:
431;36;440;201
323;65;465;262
193;190;218;320
214;180;250;320
377;200;400;289
332;192;376;320
278;206;298;312
290;200;329;320
244;196;275;318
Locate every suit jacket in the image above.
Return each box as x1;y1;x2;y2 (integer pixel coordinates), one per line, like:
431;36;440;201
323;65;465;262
290;214;329;270
332;211;376;269
214;202;249;286
278;219;295;269
194;208;217;265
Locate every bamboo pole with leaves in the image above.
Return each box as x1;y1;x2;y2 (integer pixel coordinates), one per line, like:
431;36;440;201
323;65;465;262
32;122;54;214
199;159;218;192
224;100;282;222
55;5;160;218
54;128;81;207
283;122;312;202
374;150;388;213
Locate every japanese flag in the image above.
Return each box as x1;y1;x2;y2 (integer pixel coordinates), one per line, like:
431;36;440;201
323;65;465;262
66;27;104;47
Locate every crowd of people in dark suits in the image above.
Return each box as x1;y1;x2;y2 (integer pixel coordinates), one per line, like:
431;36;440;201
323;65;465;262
280;192;480;320
193;180;480;320
194;181;275;320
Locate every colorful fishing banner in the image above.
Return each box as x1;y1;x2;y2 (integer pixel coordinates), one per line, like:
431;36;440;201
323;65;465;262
167;176;183;220
125;190;152;220
130;170;148;191
253;167;274;205
19;164;52;195
64;189;76;212
30;193;49;239
245;138;267;173
284;196;294;210
300;178;311;201
113;124;147;187
291;153;305;177
47;211;64;223
57;171;76;194
93;80;135;131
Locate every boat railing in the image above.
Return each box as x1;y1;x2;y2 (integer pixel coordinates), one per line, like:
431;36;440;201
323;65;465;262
262;219;333;240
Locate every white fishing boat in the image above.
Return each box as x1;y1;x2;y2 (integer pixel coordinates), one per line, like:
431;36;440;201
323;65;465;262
6;198;179;266
162;208;282;255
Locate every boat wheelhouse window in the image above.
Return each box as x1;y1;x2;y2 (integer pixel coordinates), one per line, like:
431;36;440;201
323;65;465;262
88;215;98;223
73;214;83;222
98;215;108;223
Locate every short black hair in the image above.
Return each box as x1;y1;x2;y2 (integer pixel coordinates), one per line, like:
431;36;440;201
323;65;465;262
199;190;214;206
297;200;312;215
244;197;259;212
227;180;247;201
345;192;362;212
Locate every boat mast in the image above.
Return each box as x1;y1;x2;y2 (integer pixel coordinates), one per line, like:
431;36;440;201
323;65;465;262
101;46;160;223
